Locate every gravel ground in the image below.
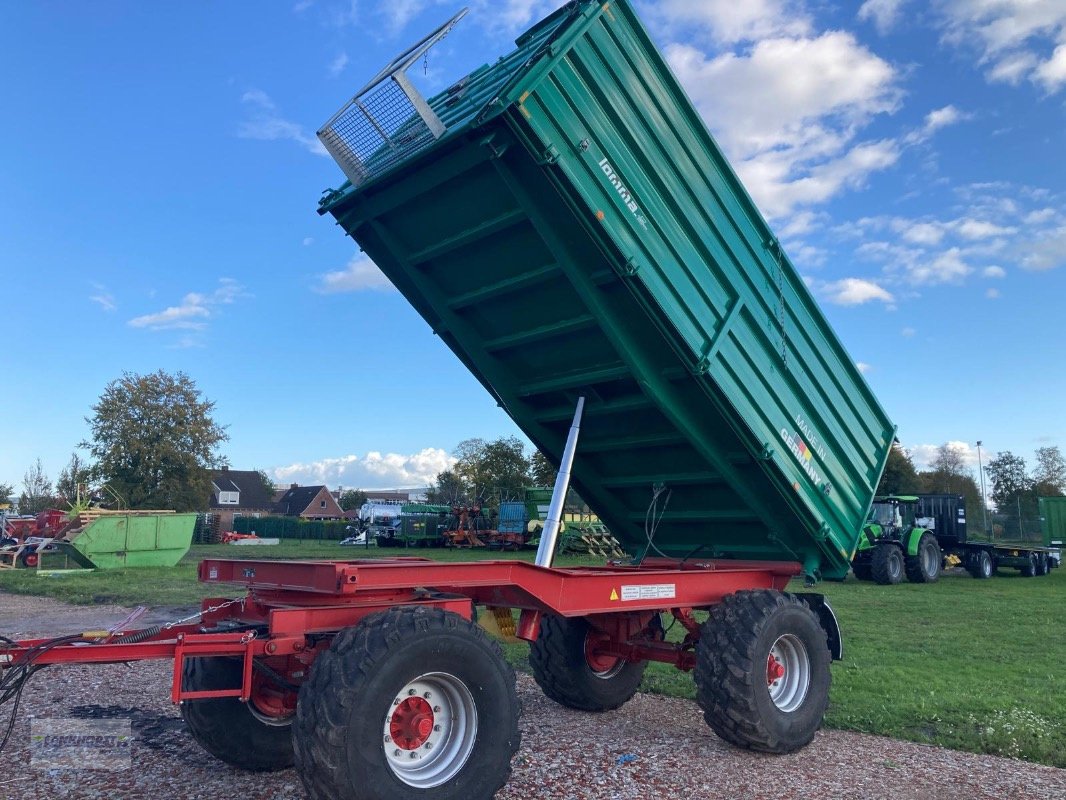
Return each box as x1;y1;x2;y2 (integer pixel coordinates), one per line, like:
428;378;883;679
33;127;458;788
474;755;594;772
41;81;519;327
1;594;1064;800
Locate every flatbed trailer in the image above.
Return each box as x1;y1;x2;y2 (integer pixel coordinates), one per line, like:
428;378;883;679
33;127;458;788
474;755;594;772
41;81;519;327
0;555;841;800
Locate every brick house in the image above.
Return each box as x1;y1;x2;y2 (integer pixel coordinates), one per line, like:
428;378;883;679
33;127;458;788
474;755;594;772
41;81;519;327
273;484;344;520
208;468;276;531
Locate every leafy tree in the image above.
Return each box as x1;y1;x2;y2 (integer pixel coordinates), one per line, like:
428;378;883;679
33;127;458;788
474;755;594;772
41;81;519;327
877;443;921;495
529;450;557;488
339;489;368;511
985;451;1030;512
0;482;14;505
1031;446;1066;497
84;370;228;512
450;437;531;506
19;458;55;514
56;452;92;503
427;469;465;505
255;469;278;499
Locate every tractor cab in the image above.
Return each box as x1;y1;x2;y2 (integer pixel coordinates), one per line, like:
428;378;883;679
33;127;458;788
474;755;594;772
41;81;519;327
866;496;919;534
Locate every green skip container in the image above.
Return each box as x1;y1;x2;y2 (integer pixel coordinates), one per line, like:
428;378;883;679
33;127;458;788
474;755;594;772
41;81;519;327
317;0;895;581
54;512;196;569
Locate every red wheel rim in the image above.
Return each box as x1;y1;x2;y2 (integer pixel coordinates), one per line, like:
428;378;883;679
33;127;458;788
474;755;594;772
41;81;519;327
389;696;435;750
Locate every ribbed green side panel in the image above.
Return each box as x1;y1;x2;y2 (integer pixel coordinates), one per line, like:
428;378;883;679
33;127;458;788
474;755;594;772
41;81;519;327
321;0;894;580
68;513;195;568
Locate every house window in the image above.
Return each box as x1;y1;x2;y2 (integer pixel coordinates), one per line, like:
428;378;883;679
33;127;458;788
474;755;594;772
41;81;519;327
320;500;327;508
219;491;239;505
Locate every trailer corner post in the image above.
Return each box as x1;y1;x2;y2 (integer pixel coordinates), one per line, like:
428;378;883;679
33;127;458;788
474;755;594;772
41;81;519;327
535;396;585;568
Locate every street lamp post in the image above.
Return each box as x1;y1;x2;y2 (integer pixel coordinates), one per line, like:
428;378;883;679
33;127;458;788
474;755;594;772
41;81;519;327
977;440;990;540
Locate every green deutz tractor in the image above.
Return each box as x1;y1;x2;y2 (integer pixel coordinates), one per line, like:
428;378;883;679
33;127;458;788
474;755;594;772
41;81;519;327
852;495;942;584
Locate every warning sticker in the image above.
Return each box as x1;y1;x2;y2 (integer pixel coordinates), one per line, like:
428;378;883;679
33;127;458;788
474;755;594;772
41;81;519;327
620;584;676;602
609;588;619;601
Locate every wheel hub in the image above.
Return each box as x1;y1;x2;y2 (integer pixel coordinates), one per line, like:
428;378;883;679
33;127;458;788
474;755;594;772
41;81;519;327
584;632;626;679
389;697;435;749
766;653;786;685
766;634;811;713
383;673;478;789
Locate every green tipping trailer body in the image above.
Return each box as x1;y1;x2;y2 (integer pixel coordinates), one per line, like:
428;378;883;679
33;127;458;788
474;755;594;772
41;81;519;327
54;513;196;569
318;0;895;581
1039;496;1066;556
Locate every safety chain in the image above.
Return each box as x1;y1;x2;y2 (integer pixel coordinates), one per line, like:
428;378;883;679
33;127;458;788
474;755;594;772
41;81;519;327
162;597;245;630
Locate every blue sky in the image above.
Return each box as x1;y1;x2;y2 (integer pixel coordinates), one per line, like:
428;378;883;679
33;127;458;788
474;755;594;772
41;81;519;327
2;0;1065;493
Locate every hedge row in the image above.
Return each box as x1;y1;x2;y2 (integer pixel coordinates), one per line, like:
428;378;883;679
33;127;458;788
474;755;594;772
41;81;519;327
232;516;353;540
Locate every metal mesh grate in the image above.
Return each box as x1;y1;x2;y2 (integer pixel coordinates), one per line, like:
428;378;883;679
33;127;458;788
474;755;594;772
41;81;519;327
319;79;440;187
318;9;467;188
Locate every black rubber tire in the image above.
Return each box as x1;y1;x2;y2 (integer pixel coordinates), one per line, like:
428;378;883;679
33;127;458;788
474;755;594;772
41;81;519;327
694;590;831;753
1035;552;1049;576
968;549;994;579
180;657;294;771
293;606;519;800
1020;551;1039;577
870;543;904;585
905;533;942;583
19;550;39;568
529;615;647;712
851;563;873;582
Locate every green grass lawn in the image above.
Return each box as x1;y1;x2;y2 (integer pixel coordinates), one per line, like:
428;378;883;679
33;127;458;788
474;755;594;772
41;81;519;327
0;542;1062;766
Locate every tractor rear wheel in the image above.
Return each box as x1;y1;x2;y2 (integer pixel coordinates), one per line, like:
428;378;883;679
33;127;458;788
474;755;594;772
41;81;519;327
870;543;904;585
967;549;994;579
180;657;295;771
529;615;647;711
694;590;831;753
1020;552;1039;577
293;606;519;800
905;533;941;583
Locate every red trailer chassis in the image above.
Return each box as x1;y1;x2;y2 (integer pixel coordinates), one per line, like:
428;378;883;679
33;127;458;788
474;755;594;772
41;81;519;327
0;557;841;800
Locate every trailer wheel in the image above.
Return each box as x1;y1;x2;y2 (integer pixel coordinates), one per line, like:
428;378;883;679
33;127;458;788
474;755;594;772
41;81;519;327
695;590;830;753
904;533;941;583
293;605;519;800
529;615;647;712
1036;552;1049;576
180;657;295;771
967;549;994;579
851;563;872;582
1020;551;1040;577
870;543;904;585
19;550;39;568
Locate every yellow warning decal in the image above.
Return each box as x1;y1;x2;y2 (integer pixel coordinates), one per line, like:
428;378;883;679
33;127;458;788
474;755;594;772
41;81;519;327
610;588;619;601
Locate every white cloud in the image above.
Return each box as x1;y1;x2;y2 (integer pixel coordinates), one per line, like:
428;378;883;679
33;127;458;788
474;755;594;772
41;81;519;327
901;326;916;337
903;104;969;145
302;237;314;246
89;284;116;312
982;265;1006;278
1019;224;1066;270
650;0;811;43
128;278;245;331
909;247;972;285
663;32;901;218
315;253;395;293
986;287;1001;299
937;0;1066;92
909;440;979;471
820;277;895;305
328;52;349;77
858;0;908;34
856;361;873;374
954;218;1017;239
1025;208;1057;224
238;89;327;157
901;221;946;246
273;448;456;489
